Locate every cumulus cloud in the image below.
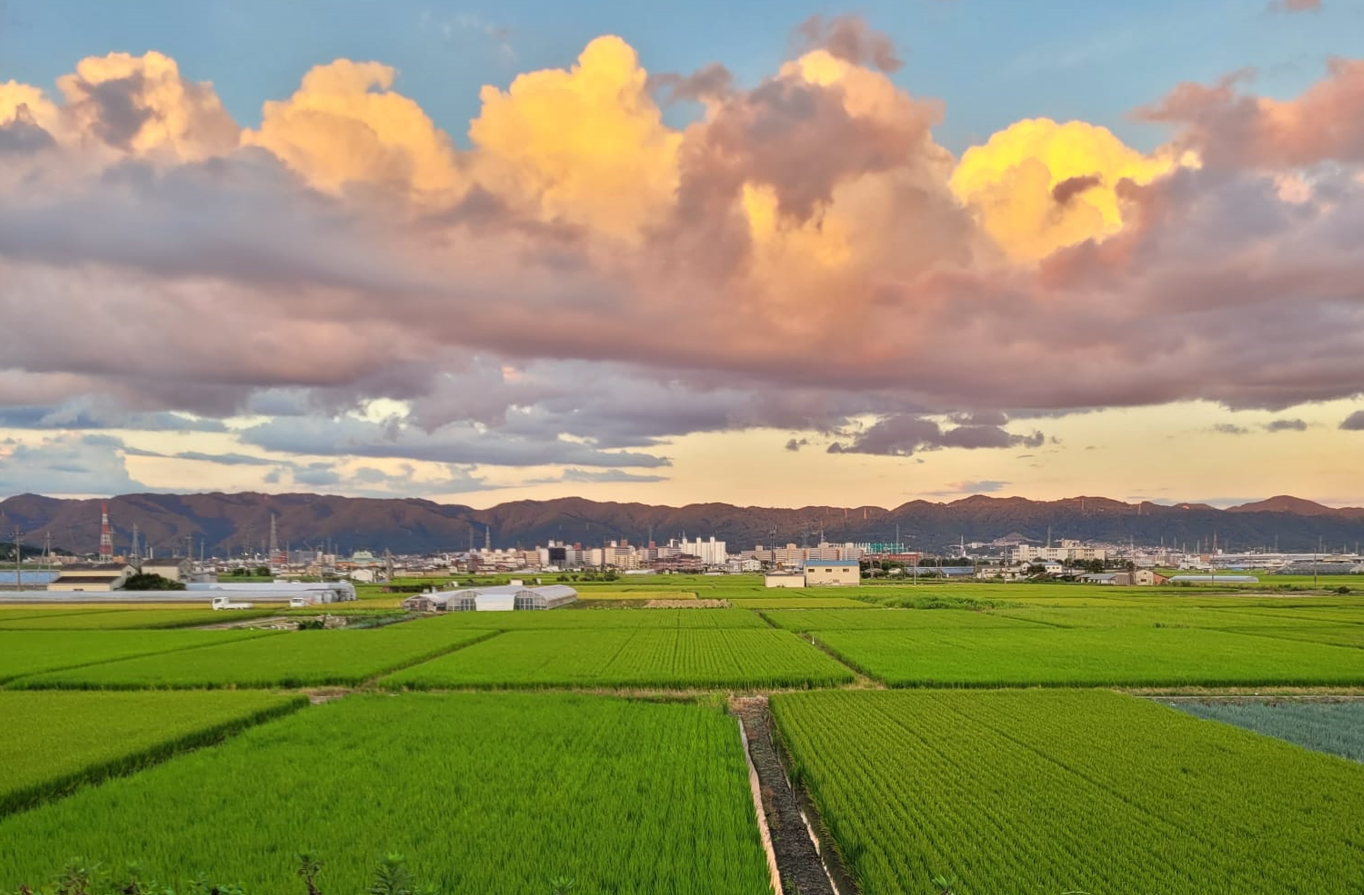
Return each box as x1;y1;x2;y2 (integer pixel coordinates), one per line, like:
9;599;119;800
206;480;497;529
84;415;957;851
243;59;461;198
1;33;1363;488
1264;418;1307;432
950;118;1187;260
1341;410;1364;430
468;36;681;238
55;52;238;161
1138;58;1364;167
0;434;147;495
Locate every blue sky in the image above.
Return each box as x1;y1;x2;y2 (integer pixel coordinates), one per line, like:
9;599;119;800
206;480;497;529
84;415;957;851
5;0;1361;154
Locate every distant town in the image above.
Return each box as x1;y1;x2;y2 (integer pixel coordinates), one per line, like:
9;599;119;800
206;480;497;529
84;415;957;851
6;502;1362;593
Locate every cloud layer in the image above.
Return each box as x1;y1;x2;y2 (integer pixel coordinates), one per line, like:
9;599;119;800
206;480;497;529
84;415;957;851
2;28;1363;494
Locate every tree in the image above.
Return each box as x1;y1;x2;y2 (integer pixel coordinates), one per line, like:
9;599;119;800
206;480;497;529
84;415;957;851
120;572;186;591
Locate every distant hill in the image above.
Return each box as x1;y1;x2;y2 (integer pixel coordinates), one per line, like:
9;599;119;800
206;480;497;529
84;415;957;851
1;492;1361;557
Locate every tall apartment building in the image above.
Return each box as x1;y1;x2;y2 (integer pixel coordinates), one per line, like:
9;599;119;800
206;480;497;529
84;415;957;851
1008;540;1108;564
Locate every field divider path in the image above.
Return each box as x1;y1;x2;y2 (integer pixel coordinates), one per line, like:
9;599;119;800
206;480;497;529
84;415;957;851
357;629;504;687
803;632;884;689
731;696;847;895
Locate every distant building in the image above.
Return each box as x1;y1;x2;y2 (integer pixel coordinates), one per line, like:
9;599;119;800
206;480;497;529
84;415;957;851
802;560;861;587
764;571;806;589
140;558;191;583
1134;569;1170;586
1009;541;1108;565
47;563;135;592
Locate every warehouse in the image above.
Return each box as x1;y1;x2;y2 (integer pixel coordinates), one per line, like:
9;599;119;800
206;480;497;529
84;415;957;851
802;560;861;587
46;563;135;592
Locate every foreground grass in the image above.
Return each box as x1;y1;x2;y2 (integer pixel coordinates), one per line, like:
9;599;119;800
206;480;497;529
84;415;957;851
0;690;306;816
0;693;774;895
772;689;1364;893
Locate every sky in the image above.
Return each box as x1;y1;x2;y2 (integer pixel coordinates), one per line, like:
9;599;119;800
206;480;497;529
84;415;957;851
1;0;1363;510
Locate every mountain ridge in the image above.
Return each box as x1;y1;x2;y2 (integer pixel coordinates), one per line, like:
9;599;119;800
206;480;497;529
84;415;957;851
1;491;1362;556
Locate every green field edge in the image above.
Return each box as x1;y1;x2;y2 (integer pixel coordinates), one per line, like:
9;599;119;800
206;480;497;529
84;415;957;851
0;694;310;819
0;632;284;688
8;631;504;692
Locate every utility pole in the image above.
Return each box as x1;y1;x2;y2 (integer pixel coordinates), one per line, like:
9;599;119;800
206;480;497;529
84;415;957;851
130;523;140;570
13;527;21;590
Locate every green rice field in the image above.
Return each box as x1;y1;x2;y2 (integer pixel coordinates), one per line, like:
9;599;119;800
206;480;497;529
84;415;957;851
12;624;497;690
771;689;1364;893
0;693;774;895
383;627;855;690
0;629;278;684
0;608;274;629
812;625;1364;687
0;690;306;816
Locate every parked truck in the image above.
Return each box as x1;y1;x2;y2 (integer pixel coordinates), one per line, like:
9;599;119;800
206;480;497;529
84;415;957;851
211;595;255;611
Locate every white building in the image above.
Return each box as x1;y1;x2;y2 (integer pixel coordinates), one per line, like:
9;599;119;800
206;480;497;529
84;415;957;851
679;537;727;565
764;571;806;588
1009;540;1108;565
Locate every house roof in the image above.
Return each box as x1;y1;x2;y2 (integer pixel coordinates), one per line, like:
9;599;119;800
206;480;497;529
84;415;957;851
802;560;860;568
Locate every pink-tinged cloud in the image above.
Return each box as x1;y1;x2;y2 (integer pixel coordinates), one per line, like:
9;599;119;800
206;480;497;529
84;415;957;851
1;36;1363;472
1274;0;1321;11
1139;58;1364;167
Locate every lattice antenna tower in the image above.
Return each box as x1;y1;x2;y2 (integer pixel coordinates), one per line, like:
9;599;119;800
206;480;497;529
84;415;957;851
98;502;113;561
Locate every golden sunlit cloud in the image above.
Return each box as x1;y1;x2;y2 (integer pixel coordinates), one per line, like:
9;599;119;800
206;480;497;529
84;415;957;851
468;35;681;239
56;51;239;161
950;118;1188;261
243;59;462;198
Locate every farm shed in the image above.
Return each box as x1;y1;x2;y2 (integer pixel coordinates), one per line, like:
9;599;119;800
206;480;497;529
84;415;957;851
802;560;861;587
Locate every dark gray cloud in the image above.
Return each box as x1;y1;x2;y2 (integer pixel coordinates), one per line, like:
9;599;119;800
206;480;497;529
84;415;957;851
828;415;1046;456
0;402;226;432
785;437;810;452
1051;174;1102;205
0;107;56;155
237;416;672;468
1214;423;1250;435
1264;418;1307;432
650;63;734;103
1341;410;1364;430
531;468;669;485
795;15;903;73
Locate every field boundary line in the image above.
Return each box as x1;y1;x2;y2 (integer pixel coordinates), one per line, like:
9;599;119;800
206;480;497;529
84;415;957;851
365;629;504;688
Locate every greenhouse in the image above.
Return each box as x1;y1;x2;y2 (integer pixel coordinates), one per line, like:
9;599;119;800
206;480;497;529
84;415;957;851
402;585;577;612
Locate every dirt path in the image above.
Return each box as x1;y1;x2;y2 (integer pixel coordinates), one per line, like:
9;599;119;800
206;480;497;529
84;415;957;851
732;696;843;895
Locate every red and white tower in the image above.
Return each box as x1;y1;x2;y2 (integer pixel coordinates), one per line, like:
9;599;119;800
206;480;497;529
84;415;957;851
98;502;113;561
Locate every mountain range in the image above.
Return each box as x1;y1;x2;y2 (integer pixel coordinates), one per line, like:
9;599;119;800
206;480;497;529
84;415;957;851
1;492;1362;557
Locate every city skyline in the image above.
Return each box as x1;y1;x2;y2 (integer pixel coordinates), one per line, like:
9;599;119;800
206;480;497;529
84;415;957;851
2;1;1364;508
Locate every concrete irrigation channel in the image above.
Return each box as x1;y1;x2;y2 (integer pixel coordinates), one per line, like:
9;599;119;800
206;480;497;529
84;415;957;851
732;696;852;895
